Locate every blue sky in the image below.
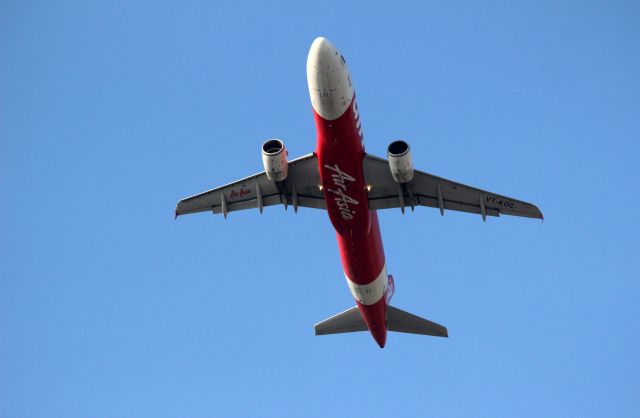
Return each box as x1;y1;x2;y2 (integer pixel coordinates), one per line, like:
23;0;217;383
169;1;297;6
2;1;639;417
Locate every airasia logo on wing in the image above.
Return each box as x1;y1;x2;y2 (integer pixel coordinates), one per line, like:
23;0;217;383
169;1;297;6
229;187;251;200
324;164;359;220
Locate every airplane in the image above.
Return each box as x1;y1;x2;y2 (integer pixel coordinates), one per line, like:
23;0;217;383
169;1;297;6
175;37;543;348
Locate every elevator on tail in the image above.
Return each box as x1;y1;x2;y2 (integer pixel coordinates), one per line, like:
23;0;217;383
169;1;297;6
175;37;543;347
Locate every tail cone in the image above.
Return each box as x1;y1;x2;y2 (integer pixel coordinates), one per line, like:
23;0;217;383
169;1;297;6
372;330;387;348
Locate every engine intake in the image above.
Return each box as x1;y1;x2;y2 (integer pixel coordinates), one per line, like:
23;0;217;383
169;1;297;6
387;140;414;183
262;138;288;182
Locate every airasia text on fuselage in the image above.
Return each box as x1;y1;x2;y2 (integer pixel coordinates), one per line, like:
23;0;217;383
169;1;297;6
324;164;359;220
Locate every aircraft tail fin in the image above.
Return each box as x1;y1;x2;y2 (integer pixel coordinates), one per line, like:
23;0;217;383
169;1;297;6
387;305;448;337
314;306;367;335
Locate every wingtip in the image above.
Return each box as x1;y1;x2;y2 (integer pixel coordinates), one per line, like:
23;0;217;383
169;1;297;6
175;201;184;219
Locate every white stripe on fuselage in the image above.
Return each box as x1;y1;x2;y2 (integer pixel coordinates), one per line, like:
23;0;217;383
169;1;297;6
345;265;387;306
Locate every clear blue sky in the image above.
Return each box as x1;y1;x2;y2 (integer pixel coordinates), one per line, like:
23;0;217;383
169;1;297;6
2;1;639;417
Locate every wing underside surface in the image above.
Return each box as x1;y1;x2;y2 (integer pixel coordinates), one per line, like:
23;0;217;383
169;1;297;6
176;153;325;217
363;154;543;219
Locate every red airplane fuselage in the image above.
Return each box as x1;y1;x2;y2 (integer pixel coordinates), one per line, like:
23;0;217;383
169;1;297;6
307;38;392;347
306;34;398;345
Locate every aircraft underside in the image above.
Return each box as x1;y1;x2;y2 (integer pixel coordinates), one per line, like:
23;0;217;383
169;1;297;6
175;37;543;347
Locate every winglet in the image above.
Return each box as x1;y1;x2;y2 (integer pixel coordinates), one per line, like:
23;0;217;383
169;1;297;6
534;205;544;222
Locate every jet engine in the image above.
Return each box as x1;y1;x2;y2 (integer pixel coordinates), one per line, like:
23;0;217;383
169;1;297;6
387;140;414;183
262;138;288;182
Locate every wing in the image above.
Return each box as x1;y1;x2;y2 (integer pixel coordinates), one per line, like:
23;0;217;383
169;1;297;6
363;154;543;220
176;153;325;217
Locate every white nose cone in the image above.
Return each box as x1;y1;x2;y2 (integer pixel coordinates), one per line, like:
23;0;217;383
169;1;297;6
306;37;354;121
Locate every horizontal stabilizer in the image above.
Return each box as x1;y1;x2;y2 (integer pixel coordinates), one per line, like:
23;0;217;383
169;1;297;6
315;306;367;335
387;306;448;337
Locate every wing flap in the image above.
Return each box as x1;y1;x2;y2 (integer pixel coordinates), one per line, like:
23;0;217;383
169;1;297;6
369;194;501;217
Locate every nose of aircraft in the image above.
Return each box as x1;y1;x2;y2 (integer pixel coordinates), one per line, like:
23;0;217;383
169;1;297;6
309;36;333;57
307;37;354;121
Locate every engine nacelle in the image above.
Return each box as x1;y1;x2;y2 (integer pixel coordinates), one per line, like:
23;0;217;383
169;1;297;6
262;138;288;182
387;140;414;183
